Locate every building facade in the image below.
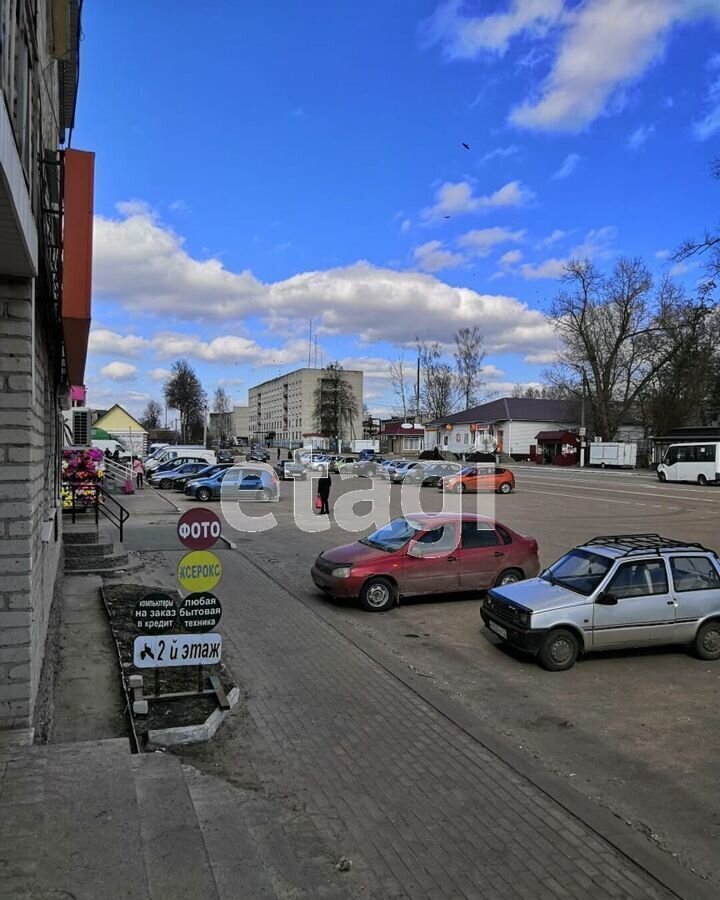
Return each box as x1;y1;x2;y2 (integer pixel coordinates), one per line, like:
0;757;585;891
248;368;363;447
0;1;92;734
424;397;644;458
232;405;249;443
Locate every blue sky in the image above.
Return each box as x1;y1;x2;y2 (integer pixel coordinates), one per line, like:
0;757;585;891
76;0;720;418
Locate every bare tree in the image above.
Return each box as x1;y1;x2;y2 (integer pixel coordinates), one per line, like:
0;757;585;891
416;339;457;421
546;258;708;440
389;355;411;419
140;399;163;431
211;387;233;445
673;157;720;301
454;326;485;409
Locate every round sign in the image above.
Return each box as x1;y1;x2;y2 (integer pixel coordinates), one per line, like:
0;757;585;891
177;508;222;551
133;591;178;634
177;550;222;592
179;592;223;634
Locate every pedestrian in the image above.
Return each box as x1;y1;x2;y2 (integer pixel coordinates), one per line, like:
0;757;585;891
277;446;281;460
113;448;120;462
287;449;293;460
317;470;331;516
104;448;111;460
132;455;144;489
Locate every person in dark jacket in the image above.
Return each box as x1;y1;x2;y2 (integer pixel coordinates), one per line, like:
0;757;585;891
317;471;331;515
288;449;293;460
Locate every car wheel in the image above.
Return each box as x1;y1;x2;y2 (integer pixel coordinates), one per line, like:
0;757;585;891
498;482;512;494
698;474;708;486
694;621;720;660
453;483;465;494
657;471;666;483
494;568;523;587
538;629;579;671
359;577;396;612
196;488;212;502
160;478;172;490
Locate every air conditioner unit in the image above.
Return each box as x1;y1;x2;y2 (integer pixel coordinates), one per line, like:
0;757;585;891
71;408;91;446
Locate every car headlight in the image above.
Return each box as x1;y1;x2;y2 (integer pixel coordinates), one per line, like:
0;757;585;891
517;610;531;627
331;566;353;579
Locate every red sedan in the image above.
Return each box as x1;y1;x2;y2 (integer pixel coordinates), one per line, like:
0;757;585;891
311;513;540;612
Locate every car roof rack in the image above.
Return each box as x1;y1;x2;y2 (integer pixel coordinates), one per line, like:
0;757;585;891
582;534;711;557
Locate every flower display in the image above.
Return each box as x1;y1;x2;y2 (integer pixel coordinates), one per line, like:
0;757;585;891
62;448;105;508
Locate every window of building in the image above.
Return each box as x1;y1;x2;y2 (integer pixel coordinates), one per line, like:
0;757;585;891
403;436;421;450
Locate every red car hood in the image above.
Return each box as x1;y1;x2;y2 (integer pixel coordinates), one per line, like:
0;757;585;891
320;541;389;566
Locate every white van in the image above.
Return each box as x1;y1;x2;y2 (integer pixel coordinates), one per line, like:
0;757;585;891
657;443;720;486
145;446;216;472
92;439;132;460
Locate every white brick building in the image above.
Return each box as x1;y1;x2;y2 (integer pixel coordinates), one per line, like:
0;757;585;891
248;368;363;447
0;1;92;734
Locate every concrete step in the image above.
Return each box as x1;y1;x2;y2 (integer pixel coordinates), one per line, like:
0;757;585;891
0;738;150;900
63;524;101;544
132;753;220;900
65;549;129;572
64;541;114;559
184;766;353;900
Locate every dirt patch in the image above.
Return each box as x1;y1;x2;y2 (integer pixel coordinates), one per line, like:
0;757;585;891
102;583;237;742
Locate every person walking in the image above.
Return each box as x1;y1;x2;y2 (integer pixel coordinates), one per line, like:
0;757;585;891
132;456;144;490
277;446;281;460
287;449;293;460
317;470;331;516
113;448;120;462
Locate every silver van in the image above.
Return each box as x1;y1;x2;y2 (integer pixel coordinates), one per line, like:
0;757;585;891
481;534;720;670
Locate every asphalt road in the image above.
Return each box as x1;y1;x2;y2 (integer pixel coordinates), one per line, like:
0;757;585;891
161;464;720;888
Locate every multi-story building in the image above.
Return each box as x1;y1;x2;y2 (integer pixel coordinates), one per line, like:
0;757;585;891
232;405;249;444
248;368;363;447
0;1;92;734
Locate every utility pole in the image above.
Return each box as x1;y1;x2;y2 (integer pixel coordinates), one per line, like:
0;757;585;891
415;355;420;423
579;373;586;468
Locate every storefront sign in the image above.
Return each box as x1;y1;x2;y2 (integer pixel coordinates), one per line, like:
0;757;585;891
133;592;177;634
133;633;222;668
179;592;223;634
177;550;222;592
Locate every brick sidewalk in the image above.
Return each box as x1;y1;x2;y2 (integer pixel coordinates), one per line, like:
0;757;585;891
192;548;691;900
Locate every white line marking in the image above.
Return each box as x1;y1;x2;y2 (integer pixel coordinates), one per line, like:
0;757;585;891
521;488;680;511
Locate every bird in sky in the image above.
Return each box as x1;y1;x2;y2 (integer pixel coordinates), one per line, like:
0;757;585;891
443;215;451;219
462;142;470;150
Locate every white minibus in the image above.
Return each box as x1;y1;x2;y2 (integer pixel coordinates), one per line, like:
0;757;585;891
657;443;720;485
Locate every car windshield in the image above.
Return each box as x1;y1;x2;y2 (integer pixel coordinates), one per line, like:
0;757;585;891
541;549;614;596
360;517;424;552
460;466;477;476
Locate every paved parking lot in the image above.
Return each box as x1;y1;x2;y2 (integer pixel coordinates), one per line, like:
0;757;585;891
155;464;720;888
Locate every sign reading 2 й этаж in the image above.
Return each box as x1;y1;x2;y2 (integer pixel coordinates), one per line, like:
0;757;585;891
133;633;222;668
177;550;222;592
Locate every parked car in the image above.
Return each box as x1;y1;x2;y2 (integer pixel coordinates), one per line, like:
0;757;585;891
149;462;210;490
408;462;463;486
246;447;271;462
275;459;307;481
216;449;236;463
481;534;720;671
328;456;356;473
172;463;232;490
389;461;424;484
443;466;515;494
150;455;212;477
311;513;540;612
186;466;279;502
379;459;412;480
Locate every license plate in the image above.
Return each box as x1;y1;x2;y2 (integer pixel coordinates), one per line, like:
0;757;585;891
489;620;507;639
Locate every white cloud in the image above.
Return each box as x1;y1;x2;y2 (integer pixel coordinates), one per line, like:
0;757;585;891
428;0;720;133
100;361;138;382
499;249;523;266
536;228;570;248
655;248;672;260
400;218;412;234
481;363;505;379
511;1;720;132
478;145;520;164
423;0;564;58
148;367;171;381
89;328;150;357
520;225;617;280
524;350;559;364
457;226;525;256
669;259;700;276
694;55;720;139
520;258;567;280
412;240;465;272
420;180;535;221
552;152;581;179
92;204;556;354
628;123;655;150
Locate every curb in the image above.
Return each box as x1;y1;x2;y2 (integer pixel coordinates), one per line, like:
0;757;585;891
146;686;240;748
233;547;717;900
